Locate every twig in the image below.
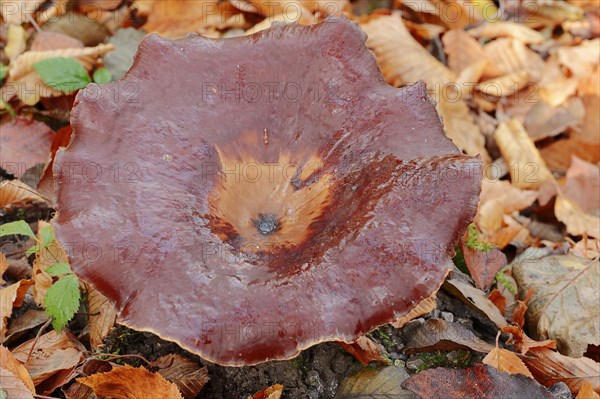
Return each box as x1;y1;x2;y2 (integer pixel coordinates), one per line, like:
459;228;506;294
26;318;52;363
90;353;152;365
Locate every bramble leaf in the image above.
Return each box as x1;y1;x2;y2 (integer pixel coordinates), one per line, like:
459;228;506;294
33;57;91;92
45;262;73;276
44;274;81;330
0;220;35;238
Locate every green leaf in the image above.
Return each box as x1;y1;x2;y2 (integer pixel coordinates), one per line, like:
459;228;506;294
93;67;112;84
45;262;72;276
26;244;42;256
0;220;35;238
44;274;81;331
40;225;55;246
33;57;91;93
0;63;7;80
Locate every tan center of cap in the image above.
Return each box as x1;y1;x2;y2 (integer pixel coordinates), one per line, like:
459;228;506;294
207;150;332;254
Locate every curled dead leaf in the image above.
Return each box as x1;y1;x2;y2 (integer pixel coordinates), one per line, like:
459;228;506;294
404;319;495;354
0;345;35;394
0;180;45;209
248;383;283;399
483;347;533;377
338;336;387;366
78;364;184;399
0;279;33;342
152;354;209;399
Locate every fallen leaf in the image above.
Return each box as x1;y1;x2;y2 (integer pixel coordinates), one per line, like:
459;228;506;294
102;28;147;80
468;21;545;44
3;310;50;345
404;319;495;354
483;347;533;377
555;195;600;238
494;119;554;188
338;336;387;365
475;180;537;244
360;13;490;162
442;29;488;75
556;39;600;78
501;325;557;355
30;31;84;52
248;383;283;399
12;330;85;388
336;365;412;399
525;98;585;141
0;117;54;180
0;279;33;341
444;279;508;327
391;289;438;329
523;347;600;395
402;363;555;398
576;382;600;399
513;255;600;357
0;180;46;209
5;24;27;62
0;0;41;24
78;364;184;399
36;125;73;205
0;368;35;399
0;345;35;394
563;156;600;215
152;354;209;399
488;289;507;314
477;70;530;97
460;234;507;291
483;38;545;80
85;284;117;350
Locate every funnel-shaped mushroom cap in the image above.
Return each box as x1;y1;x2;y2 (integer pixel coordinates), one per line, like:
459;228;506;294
54;17;482;366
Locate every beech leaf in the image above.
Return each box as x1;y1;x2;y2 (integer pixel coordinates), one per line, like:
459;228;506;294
336;366;413;399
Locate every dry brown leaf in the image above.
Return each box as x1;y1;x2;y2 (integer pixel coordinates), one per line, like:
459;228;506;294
0;345;35;394
576;382;600;399
488;289;507;314
0;368;35;399
513;255;600;358
5;25;27;62
476;180;538;239
525;98;585;140
0;0;41;24
556;39;600;78
483;38;545;80
86;284;117;350
564;156;600;215
483;347;533;377
0;180;45;209
442;28;488;75
360;14;491;162
477;71;530;97
501;325;557;355
12;331;86;390
0;279;33;341
78;364;184;399
468;21;545;44
391;290;438;329
8;44;115;82
152;354;209;399
30;31;84;52
404;319;495;354
248;383;283;399
555;195;600;238
247;0;346;16
32;221;69;306
143;0;242;39
524;347;600;395
444;279;508;327
4;310;49;345
540;135;600;173
338;336;387;365
459;234;507;291
538;59;579;107
494;119;554;189
245;11;316;35
0;253;8;284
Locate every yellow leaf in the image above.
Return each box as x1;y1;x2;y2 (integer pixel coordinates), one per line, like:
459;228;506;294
483;347;533;377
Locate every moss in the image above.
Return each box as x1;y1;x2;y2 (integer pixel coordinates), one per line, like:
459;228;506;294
416;351;449;372
466;224;494;252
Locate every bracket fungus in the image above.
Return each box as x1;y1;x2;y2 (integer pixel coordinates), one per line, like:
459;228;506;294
53;17;482;366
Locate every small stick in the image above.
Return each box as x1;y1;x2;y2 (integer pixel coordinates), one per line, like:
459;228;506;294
26;318;52;363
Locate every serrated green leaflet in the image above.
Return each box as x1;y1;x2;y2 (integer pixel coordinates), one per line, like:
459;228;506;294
40;225;55;246
26;244;42;256
44;274;81;330
45;262;72;276
0;220;35;238
0;63;7;80
33;57;91;93
93;67;112;84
